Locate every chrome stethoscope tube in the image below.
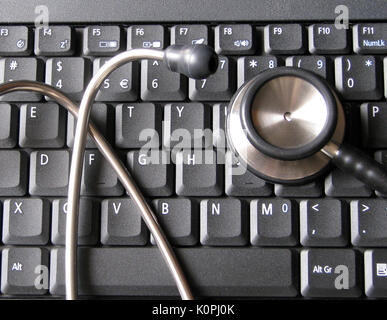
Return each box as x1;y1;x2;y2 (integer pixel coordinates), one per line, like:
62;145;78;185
68;49;193;300
0;79;193;300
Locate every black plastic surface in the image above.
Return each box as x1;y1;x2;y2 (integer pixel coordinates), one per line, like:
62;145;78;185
0;0;386;24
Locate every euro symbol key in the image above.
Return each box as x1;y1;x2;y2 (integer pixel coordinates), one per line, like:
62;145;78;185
120;78;129;89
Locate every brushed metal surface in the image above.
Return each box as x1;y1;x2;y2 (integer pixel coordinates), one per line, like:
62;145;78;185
227;76;345;182
251;76;328;149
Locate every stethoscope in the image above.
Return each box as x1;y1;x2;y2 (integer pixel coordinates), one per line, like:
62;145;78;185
0;45;386;300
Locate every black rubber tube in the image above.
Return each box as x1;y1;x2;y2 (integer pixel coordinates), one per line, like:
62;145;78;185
333;143;387;195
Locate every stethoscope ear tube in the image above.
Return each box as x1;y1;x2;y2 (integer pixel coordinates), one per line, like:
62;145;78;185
331;143;387;195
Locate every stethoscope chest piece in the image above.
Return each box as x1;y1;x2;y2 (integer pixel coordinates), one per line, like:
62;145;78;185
227;67;346;184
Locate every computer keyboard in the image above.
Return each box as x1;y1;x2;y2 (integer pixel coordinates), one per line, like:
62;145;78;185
0;0;387;299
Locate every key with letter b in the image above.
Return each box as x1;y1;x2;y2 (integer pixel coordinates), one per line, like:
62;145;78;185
152;199;198;246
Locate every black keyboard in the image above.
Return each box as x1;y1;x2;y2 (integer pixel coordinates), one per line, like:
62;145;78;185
0;0;387;299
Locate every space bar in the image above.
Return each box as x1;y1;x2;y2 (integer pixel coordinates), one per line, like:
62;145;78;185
50;247;298;297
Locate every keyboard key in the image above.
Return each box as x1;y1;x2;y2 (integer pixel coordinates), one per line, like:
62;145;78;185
127;150;174;197
385;57;387;98
19;103;66;148
335;55;383;100
93;58;138;101
29;150;70;196
301;249;362;297
100;199;148;245
141;59;186;101
1;247;49;295
212;103;228;148
214;24;254;55
237;56;280;87
83;26;122;55
364;249;387;297
35;26;74;56
45;57;91;101
171;25;208;45
0;103;18;148
115;103;161;148
176;150;223;196
275;181;323;197
163;102;211;149
67;103;113;148
2;198;49;245
351;200;387;246
0;58;43;101
200;199;248;246
127;25;164;50
151;198;198;246
0;26;31;56
0;150;27;196
250;199;298;246
286;56;330;79
189;56;235;101
50;247;298;297
353;23;387;53
375;150;387;197
360;102;387;148
81;150;124;196
308;24;349;54
225;152;272;196
264;24;305;54
51;198;99;245
325;168;372;197
300;199;348;247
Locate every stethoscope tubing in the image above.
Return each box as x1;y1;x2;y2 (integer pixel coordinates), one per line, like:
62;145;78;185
68;49;193;300
0;80;193;300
